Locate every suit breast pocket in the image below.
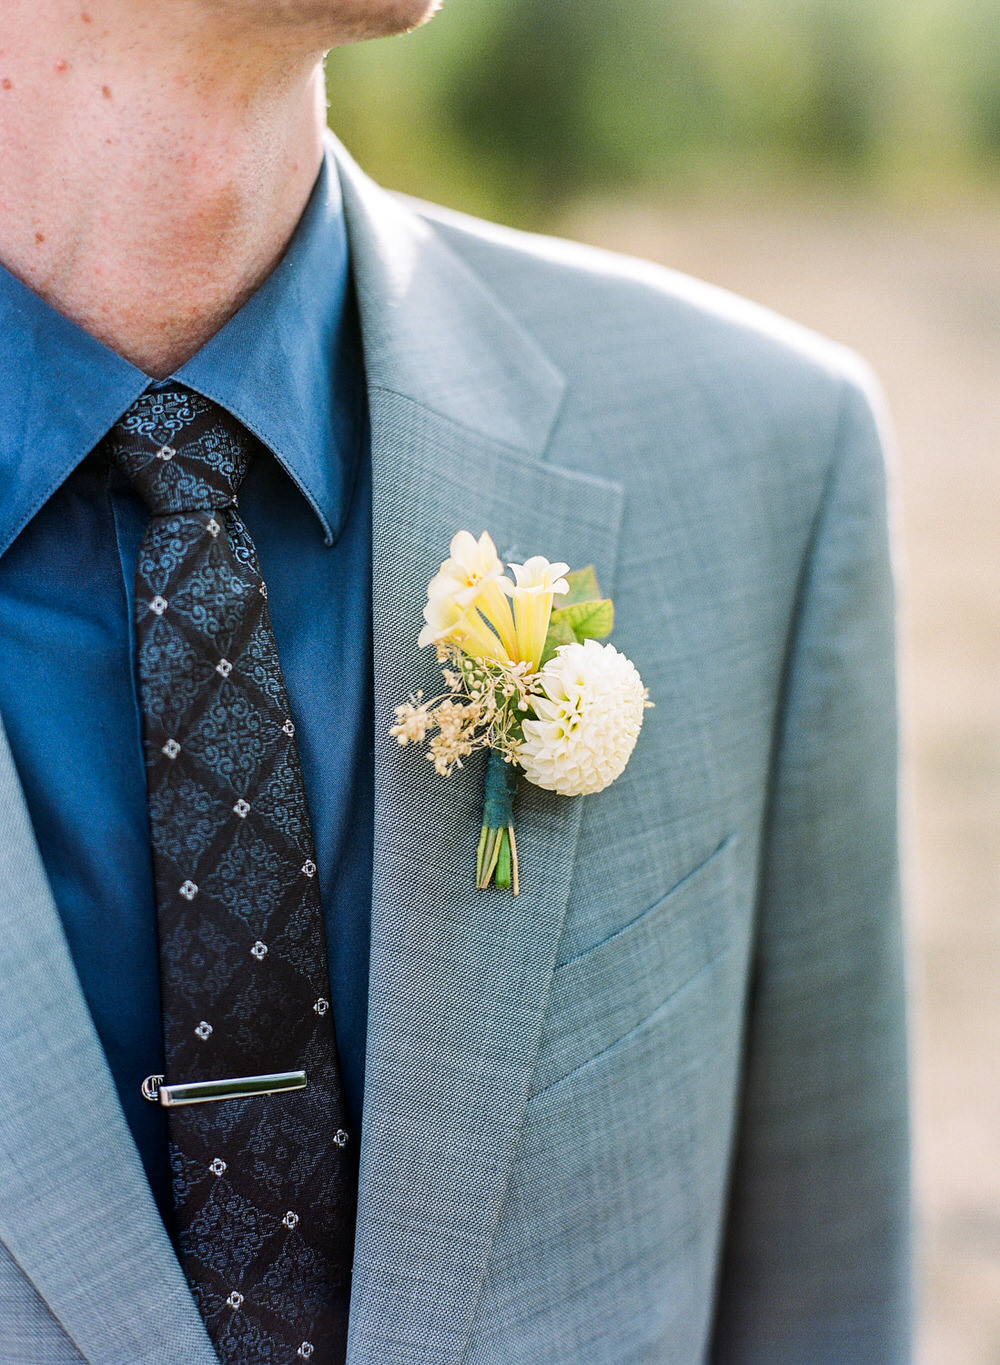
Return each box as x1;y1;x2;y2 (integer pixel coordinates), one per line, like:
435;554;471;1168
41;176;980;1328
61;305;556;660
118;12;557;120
529;834;741;1097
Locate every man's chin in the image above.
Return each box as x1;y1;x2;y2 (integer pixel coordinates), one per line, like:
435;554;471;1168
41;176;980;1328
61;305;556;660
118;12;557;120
269;0;443;43
344;0;443;41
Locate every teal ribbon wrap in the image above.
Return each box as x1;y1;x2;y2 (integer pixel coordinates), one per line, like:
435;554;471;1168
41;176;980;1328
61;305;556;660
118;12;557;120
476;748;520;893
482;748;517;828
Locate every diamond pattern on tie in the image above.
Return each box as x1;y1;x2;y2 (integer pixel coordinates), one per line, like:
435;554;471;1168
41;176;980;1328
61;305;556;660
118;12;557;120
101;387;354;1365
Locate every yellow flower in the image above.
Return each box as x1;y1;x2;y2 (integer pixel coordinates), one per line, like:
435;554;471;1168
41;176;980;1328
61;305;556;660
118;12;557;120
507;556;570;671
419;530;517;659
417;595;512;662
427;530;503;607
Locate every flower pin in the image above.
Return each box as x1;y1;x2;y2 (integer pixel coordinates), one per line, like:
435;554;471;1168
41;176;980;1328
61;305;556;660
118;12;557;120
391;530;650;893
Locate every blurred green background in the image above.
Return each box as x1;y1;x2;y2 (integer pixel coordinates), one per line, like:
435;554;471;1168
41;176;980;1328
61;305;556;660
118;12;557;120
328;6;1000;1365
326;0;1000;223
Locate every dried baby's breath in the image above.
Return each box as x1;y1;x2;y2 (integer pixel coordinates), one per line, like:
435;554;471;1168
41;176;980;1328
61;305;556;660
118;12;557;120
390;649;537;777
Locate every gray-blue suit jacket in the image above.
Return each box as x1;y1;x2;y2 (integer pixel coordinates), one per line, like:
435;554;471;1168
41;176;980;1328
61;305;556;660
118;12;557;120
0;137;910;1364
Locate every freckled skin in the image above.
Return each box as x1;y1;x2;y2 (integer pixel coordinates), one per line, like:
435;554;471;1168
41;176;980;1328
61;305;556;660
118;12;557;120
0;0;443;375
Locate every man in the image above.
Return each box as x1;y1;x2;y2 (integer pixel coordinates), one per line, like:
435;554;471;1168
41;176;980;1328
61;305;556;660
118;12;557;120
0;2;910;1363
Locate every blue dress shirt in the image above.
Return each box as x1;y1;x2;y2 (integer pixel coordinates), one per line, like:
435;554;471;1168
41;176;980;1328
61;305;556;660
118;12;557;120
0;151;373;1231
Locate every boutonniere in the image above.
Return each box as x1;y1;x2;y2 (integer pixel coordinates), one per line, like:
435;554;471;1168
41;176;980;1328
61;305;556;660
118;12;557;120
391;530;650;893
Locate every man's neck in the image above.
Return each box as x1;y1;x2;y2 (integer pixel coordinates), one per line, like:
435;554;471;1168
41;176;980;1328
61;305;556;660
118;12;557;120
0;5;328;378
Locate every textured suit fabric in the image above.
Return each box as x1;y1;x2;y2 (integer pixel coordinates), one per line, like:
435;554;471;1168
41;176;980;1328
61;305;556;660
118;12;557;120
0;134;909;1365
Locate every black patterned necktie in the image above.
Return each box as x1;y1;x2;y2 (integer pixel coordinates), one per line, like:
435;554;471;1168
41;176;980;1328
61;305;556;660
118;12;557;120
100;386;355;1365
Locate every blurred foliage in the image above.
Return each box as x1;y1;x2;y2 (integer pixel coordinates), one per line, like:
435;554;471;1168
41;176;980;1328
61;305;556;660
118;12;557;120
325;0;1000;225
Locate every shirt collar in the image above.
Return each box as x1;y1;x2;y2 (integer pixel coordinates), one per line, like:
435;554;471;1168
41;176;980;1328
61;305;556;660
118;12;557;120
0;145;361;558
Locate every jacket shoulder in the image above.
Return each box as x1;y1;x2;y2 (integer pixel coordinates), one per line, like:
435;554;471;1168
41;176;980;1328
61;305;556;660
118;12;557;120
399;195;894;569
404;195;881;432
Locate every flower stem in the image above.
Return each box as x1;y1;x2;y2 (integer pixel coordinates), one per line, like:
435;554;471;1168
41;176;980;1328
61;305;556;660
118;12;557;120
476;749;520;893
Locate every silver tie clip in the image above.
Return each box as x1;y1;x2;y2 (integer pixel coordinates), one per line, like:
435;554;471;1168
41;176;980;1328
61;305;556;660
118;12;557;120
141;1070;307;1107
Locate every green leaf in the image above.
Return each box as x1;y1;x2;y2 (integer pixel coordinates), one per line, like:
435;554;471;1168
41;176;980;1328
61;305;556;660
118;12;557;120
539;613;577;666
559;565;602;606
549;597;614;642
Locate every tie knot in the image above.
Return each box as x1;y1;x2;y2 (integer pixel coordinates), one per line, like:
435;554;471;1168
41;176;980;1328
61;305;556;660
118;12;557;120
101;387;254;515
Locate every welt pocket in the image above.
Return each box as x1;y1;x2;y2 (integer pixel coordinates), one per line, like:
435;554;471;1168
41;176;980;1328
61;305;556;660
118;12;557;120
529;834;739;1096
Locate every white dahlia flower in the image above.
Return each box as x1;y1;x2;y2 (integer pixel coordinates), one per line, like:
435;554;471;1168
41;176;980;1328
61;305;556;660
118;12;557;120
519;639;647;796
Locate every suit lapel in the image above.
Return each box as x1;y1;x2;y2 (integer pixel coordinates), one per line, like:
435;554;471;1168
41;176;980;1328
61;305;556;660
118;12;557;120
0;721;217;1365
335;142;624;1364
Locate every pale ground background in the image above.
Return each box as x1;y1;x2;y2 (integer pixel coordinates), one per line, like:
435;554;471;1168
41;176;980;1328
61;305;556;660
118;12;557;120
562;195;1000;1364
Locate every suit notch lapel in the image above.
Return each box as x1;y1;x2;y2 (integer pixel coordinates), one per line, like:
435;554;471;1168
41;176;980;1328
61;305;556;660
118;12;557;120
336;139;624;1365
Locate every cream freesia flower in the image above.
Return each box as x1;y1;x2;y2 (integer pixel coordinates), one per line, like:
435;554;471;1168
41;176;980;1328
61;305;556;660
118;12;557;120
507;555;570;671
519;639;646;796
420;530;517;658
426;530;503;602
417;595;512;662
